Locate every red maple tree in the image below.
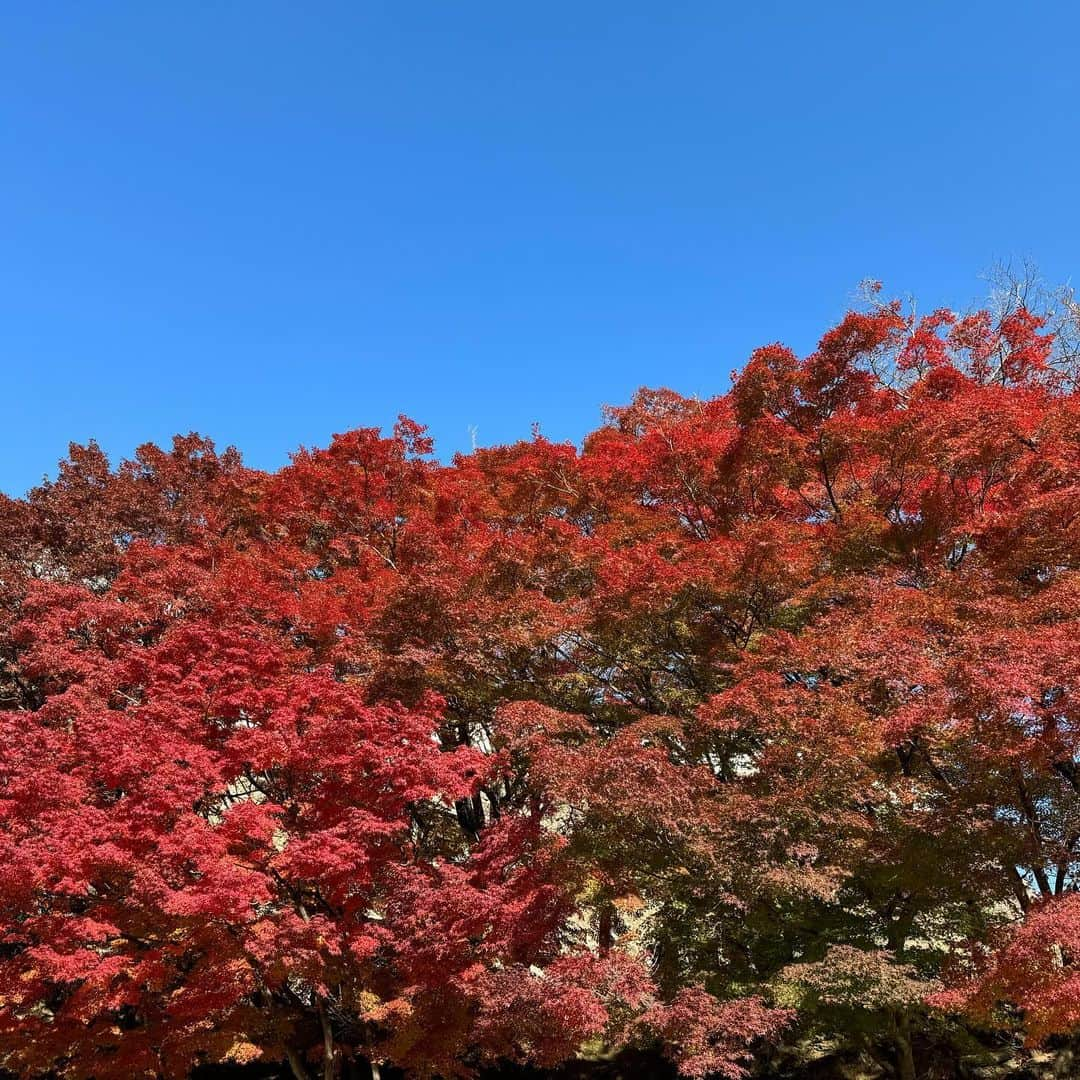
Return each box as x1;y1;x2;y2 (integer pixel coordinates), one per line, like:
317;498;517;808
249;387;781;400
0;289;1077;1078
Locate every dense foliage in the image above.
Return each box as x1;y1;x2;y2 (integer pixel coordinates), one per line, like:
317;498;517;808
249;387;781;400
1;289;1078;1079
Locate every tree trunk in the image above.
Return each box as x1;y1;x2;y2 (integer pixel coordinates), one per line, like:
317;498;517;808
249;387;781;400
598;901;614;956
318;998;336;1080
886;895;916;953
286;1047;314;1080
893;1012;916;1080
342;1058;379;1080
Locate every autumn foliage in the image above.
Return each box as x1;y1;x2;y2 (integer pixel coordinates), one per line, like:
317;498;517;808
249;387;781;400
1;290;1078;1079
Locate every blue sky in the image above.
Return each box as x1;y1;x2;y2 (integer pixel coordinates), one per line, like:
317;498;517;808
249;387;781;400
2;2;1077;495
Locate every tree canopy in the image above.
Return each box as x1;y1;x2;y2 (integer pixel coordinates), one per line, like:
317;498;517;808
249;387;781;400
1;289;1078;1079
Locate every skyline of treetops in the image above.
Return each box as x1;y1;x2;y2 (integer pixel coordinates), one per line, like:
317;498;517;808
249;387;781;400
1;285;1078;1078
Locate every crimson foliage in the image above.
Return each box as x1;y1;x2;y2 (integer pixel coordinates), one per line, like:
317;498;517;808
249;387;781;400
1;294;1078;1079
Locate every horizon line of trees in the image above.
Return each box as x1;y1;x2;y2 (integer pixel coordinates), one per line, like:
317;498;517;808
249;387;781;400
1;275;1079;1079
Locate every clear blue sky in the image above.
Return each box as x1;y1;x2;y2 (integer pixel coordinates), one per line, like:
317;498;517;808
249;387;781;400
3;2;1077;495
